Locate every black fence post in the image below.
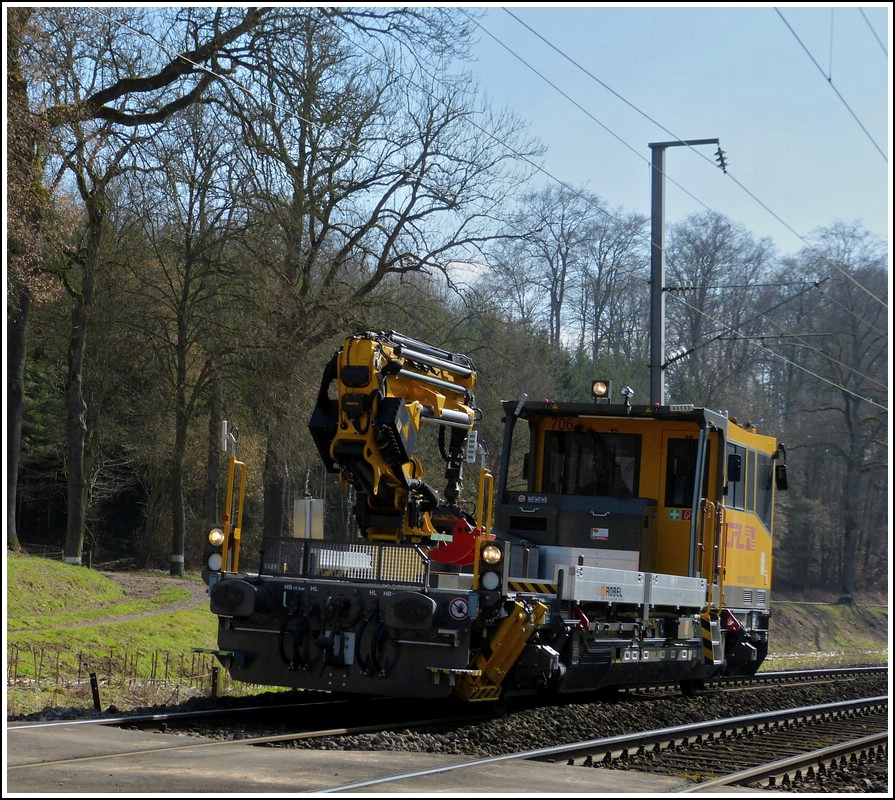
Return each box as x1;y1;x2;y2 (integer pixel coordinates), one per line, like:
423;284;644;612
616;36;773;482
89;673;101;710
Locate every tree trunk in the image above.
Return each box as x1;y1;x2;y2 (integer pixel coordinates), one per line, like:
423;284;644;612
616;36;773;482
6;10;40;555
63;272;94;564
170;345;189;576
206;381;223;526
263;433;287;538
837;401;862;604
6;283;31;551
63;189;104;565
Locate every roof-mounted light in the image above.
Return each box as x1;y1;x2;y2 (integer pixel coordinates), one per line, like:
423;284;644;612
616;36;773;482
591;380;612;403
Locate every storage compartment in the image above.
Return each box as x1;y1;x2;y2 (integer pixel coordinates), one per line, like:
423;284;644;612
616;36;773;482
554;497;656;570
556;564;646;604
645;573;707;610
495;495;656;571
538;545;639;579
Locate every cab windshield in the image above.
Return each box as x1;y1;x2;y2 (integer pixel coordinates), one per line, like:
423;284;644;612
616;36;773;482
542;430;640;497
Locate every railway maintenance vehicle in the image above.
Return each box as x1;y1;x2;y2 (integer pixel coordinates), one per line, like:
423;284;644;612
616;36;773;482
200;330;788;701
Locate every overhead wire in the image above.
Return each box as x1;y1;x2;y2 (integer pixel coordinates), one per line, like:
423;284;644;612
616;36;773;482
664;275;888;393
858;7;888;56
666;292;888;413
329;13;653;287
463;8;889;340
84;5;655;331
774;7;887;162
464;10;724;230
89;7;888;399
479;7;889;395
662;278;826;369
92;5;654;294
497;7;888;311
273;10;895;375
810;278;888;338
92;3;881;319
727;287;888;392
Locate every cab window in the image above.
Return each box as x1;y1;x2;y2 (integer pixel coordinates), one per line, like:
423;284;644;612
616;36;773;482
726;442;747;510
542;430;640;497
665;437;707;507
756;452;774;528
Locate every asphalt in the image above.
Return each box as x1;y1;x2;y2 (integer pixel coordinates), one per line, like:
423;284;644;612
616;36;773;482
5;721;762;795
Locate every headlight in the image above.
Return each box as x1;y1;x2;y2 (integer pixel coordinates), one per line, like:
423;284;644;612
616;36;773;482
481;570;501;590
208;527;225;546
481;543;502;565
207;553;223;571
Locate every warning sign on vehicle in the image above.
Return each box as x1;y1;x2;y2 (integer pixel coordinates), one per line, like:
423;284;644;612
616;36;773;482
449;597;469;620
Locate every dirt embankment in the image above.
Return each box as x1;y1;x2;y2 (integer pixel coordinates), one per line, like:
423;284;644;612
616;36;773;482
100;570;209;604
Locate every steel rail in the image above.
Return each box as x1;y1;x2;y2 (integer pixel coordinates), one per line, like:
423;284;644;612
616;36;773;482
315;696;888;793
5;696;359;730
676;731;890;792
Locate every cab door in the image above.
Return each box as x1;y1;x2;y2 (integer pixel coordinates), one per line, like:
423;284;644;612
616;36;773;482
655;429;719;579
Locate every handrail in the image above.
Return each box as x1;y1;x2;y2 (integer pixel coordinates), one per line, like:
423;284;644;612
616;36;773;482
222;455;247;573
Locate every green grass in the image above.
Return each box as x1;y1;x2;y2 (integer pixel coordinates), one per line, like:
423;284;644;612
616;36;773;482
762;600;889;670
7;557;124;615
7;585;193;631
6;552;224;716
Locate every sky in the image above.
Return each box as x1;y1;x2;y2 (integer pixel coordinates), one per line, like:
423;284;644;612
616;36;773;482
459;3;891;257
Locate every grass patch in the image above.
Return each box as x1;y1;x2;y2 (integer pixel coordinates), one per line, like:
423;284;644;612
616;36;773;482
6;552;230;716
761;600;888;671
7;586;194;631
6;553;124;614
764;650;888;671
768;601;889;656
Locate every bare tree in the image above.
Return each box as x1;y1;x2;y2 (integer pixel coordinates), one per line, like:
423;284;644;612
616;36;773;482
8;6;270;560
475;188;649;398
663;211;778;409
116;105;246;575
483;185;600;347
216;9;540;536
54;130;138;564
573;205;648;366
772;224;887;601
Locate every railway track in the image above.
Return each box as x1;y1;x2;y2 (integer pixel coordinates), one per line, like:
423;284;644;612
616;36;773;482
7;684;888;794
10;697;886;789
298;696;889;793
683;731;889;792
557;696;889;790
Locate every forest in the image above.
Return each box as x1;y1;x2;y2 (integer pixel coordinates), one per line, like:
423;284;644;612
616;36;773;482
7;7;888;601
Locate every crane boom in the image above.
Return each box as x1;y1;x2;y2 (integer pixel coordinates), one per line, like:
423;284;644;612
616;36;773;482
308;331;479;543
